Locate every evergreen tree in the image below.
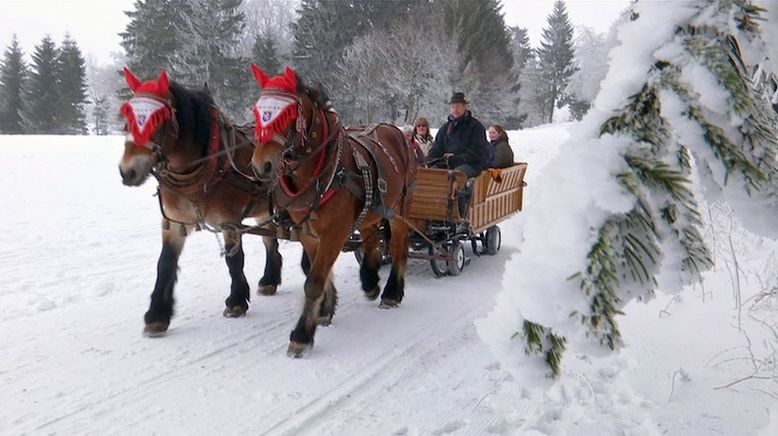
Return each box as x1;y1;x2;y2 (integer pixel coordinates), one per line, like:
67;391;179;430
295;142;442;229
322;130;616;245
437;0;517;127
489;0;778;378
91;93;110;135
120;0;249;118
291;0;413;86
252;31;282;77
180;0;249;117
518;57;554;126
57;34;88;134
536;0;577;122
0;35;28;134
22;35;60;133
241;0;297;60
509;26;533;73
120;0;190;84
503;27;533;129
441;0;513;82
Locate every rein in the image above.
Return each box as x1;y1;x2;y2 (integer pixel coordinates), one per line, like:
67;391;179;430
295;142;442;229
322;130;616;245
153;105;222;196
270;99;345;215
151;105;267;237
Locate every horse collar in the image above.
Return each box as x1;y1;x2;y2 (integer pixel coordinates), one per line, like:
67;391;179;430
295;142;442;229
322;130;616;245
154;105;223;196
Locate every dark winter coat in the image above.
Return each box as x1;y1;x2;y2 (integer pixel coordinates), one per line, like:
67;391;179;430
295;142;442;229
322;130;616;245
427;110;491;172
491;138;515;168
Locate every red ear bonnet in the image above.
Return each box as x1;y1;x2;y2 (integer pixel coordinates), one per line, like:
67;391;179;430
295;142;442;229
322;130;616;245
251;64;270;88
124;67;142;92
251;65;299;143
120;68;174;146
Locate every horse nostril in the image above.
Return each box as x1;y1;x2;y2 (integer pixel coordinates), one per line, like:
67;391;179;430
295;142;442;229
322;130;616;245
262;161;273;175
121;168;136;181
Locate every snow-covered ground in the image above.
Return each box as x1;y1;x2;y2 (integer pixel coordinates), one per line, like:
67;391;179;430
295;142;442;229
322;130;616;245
1;124;776;434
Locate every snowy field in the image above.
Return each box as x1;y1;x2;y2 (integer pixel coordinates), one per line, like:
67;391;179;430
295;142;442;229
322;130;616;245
1;124;776;435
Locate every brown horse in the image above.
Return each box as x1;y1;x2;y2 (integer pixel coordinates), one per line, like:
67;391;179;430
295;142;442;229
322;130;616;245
118;68;294;336
248;66;416;357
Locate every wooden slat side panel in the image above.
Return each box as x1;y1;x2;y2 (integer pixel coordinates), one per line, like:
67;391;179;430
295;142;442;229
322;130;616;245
472;172;489;205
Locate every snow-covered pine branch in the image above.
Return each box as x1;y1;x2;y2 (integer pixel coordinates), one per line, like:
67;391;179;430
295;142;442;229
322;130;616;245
477;0;778;381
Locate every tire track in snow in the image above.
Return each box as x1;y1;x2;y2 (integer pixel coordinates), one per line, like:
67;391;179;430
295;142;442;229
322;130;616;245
254;301;491;435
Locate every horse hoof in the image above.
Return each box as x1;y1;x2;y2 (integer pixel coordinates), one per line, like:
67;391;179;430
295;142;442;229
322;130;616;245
379;299;400;309
143;322;169;337
364;287;380;301
258;285;277;296
287;341;310;358
223;306;247;318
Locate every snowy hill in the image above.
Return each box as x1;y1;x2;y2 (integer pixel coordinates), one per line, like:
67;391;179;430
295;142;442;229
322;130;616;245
1;125;776;434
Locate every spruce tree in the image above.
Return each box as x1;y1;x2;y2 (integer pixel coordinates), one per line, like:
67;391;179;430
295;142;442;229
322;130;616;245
505;26;533;129
442;0;513;82
291;0;412;86
496;0;778;379
536;0;577;123
0;35;28;134
252;32;282;77
509;26;533;73
192;0;249;117
57;34;88;134
91;93;110;135
22;35;60;134
120;0;192;98
120;0;249;117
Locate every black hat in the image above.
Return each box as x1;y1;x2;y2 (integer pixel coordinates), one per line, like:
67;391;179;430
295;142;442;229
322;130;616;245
449;92;468;104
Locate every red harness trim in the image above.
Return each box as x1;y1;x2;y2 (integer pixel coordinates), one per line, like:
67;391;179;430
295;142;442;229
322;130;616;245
277;109;338;210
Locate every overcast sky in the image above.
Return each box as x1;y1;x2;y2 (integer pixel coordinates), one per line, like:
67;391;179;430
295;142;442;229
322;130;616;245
0;0;630;66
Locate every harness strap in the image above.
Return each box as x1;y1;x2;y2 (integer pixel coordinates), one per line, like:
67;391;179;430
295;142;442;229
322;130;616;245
348;132;396;219
350;150;373;232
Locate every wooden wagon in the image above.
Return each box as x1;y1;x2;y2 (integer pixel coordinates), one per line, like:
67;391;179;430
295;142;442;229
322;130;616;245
348;163;528;277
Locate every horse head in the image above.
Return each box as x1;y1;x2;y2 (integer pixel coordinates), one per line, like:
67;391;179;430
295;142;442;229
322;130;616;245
119;67;185;186
248;65;329;182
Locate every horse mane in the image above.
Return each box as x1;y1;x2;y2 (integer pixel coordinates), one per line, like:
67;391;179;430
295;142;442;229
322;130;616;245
169;81;215;156
297;76;335;114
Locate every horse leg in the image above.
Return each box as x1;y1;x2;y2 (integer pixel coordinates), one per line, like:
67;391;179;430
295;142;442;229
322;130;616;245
223;230;251;317
258;235;283;296
300;250;311;276
315;271;338;327
144;223;190;336
287;226;349;357
358;222;381;300
380;217;410;308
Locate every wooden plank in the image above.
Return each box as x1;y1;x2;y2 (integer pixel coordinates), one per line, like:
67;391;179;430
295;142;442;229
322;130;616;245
468;162;528;232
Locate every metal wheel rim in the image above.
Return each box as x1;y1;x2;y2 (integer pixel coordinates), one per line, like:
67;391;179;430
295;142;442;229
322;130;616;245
447;242;465;275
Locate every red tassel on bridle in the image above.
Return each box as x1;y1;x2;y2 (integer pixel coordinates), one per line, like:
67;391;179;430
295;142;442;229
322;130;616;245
120;97;172;147
252;94;298;143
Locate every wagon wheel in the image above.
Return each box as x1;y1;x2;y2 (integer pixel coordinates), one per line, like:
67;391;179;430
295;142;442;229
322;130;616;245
428;244;448;277
446;241;466;276
485;225;501;255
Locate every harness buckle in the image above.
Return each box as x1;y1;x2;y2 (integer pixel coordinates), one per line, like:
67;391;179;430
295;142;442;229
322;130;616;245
377;178;388;193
